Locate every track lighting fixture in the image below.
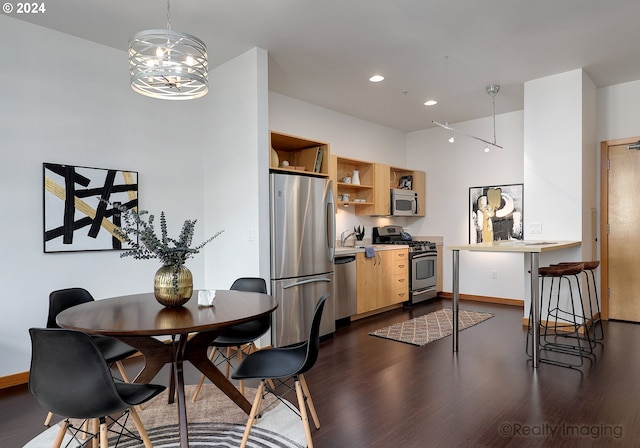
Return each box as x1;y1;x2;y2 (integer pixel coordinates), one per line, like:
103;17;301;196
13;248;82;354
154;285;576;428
433;84;503;150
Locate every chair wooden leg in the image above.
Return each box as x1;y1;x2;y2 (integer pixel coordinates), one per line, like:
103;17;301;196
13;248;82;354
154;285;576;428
81;419;90;439
92;418;99;448
52;419;69;448
225;347;232;378
192;347;217;402
128;406;154;448
237;347;245;395
114;360;131;383
240;380;265;448
295;379;314;448
44;411;54;426
114;360;144;412
99;418;108;448
299;374;320;429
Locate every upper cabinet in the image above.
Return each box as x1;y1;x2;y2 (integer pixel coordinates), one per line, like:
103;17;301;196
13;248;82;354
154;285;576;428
330;156;426;216
270;131;330;178
269;132;425;216
329;155;375;211
388;165;426;217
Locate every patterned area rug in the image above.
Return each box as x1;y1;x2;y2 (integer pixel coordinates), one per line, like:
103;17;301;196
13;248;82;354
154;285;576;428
24;384;305;448
369;308;494;346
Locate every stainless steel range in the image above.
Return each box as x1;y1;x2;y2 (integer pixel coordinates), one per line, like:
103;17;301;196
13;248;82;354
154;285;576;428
372;225;438;305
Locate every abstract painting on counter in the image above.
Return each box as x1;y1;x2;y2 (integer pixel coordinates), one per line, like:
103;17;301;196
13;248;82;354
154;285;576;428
43;163;138;252
469;183;523;244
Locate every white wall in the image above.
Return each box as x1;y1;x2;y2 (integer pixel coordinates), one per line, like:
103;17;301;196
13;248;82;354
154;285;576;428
523;70;595;313
406;111;526;299
0;17;263;376
582;73;597;259
524;70;585;242
597;79;640;142
203;48;270;290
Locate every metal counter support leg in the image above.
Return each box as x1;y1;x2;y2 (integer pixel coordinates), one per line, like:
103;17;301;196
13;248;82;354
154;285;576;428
452;249;460;352
530;253;540;368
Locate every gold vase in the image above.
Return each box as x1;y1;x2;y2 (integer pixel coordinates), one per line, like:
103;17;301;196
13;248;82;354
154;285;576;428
154;265;193;307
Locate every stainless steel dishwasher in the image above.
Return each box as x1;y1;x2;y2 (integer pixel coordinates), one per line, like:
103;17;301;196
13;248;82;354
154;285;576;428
334;255;357;319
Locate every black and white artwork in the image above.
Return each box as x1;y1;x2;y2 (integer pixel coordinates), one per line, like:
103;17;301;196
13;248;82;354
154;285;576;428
469;183;523;244
43;163;138;252
399;175;413;190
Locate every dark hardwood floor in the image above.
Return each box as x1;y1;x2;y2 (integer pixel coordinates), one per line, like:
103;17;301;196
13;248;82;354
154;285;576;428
3;298;638;447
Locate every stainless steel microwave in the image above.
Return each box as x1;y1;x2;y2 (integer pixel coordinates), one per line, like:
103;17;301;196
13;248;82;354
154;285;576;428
390;189;418;216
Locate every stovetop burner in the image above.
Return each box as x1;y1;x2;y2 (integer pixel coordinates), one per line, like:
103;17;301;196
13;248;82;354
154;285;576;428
372;226;436;252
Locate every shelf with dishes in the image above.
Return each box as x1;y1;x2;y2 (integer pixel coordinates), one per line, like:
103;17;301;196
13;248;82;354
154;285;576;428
336;182;374;206
329;156;377;211
329;154;426;216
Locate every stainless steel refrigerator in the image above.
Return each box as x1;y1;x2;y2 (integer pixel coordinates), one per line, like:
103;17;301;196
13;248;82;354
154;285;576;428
270;172;335;347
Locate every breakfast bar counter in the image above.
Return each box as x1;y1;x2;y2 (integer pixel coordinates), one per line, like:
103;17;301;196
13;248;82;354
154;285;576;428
447;240;581;367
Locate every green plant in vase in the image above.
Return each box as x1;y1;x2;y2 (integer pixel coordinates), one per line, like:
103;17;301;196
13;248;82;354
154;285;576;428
114;204;224;307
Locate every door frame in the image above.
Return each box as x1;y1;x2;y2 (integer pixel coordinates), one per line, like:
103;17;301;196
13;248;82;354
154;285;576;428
600;136;640;320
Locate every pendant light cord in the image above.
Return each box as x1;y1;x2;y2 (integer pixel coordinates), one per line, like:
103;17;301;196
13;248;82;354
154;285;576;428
492;91;496;145
166;0;172;30
444;55;450;126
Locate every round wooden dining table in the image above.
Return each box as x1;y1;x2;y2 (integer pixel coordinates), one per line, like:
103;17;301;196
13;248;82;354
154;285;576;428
56;290;277;448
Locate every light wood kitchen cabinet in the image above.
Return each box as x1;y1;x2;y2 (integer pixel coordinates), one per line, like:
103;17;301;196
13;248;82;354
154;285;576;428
330;155;426;216
270;131;330;177
329;155;375;213
356;248;409;314
379;164;426;217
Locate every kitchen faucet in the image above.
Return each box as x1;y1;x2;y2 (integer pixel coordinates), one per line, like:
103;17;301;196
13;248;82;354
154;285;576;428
340;229;357;247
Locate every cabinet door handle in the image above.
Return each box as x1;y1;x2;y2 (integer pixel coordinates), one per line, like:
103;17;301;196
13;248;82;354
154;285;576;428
399;264;405;268
399;279;405;283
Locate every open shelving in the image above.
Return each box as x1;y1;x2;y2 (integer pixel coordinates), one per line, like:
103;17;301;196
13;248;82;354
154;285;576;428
270;132;329;177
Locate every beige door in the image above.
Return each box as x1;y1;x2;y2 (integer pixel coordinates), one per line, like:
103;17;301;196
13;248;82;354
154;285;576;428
605;139;640;321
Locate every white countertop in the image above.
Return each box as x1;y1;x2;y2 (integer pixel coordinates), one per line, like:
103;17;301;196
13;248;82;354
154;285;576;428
447;240;581;253
334;245;406;256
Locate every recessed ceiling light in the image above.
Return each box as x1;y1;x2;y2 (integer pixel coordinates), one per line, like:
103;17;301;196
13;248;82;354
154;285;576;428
369;75;384;83
424;100;438;106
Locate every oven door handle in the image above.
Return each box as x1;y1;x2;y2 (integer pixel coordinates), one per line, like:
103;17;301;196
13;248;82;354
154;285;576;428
411;251;437;260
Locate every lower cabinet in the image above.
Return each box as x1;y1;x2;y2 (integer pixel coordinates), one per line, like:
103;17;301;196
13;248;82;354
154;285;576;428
356;248;408;314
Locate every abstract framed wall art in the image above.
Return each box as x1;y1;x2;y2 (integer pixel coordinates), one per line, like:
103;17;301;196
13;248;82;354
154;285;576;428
469;183;524;244
43;163;138;252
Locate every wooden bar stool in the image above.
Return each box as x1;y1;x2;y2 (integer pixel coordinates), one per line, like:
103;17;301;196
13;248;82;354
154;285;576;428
557;261;604;342
527;263;594;368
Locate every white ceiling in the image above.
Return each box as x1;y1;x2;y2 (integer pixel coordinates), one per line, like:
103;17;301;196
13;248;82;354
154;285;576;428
13;0;640;132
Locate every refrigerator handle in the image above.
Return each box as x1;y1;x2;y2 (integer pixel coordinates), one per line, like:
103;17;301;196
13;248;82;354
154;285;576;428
283;278;332;289
326;180;336;262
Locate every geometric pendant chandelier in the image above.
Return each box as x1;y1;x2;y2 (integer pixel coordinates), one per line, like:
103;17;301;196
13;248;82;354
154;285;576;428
128;0;208;100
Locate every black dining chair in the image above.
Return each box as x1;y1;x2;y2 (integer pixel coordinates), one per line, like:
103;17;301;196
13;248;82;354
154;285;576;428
192;277;271;401
232;293;329;448
29;328;165;448
43;287;139;426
